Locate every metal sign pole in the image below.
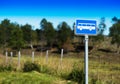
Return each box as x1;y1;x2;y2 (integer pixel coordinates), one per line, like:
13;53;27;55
85;35;88;84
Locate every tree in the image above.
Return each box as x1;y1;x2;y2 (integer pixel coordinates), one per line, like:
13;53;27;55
9;24;24;51
21;24;32;44
40;18;56;47
0;19;18;52
40;18;47;30
44;22;56;47
112;16;120;23
21;24;36;50
109;17;120;53
40;18;47;46
57;22;72;50
0;19;11;49
36;29;41;44
31;30;38;45
98;17;106;35
90;17;106;52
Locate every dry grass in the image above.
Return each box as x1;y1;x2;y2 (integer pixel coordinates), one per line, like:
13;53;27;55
0;50;120;84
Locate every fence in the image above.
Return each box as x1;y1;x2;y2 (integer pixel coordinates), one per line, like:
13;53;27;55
4;49;65;69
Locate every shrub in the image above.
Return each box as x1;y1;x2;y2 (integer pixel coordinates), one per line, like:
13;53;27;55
67;64;85;84
0;64;15;72
23;61;52;75
23;62;40;72
67;69;84;84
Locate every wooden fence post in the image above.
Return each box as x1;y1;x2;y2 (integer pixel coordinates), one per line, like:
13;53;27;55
60;49;64;66
18;51;21;69
46;50;48;64
5;51;8;64
10;52;13;64
32;51;34;63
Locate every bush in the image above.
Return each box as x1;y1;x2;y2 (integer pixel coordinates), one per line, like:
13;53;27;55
0;64;15;72
23;61;51;74
67;64;85;84
23;62;40;72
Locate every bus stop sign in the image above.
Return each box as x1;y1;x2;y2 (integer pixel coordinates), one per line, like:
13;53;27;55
75;20;97;35
75;19;97;84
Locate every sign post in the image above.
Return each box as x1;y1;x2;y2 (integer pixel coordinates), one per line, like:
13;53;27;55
75;20;97;84
85;34;88;84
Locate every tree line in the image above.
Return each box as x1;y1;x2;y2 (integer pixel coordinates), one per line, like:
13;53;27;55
0;17;120;53
0;18;73;52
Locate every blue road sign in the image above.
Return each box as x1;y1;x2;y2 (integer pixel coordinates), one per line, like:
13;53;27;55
75;20;97;35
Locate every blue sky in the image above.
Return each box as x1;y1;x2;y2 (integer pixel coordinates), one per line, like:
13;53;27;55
0;0;120;34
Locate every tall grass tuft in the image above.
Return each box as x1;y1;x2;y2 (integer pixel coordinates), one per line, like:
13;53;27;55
67;63;85;84
0;64;15;72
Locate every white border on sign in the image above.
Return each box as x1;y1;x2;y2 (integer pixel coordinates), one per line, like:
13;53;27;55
74;19;98;36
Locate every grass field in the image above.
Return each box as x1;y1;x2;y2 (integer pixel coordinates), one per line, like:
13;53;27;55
0;51;120;84
0;71;60;84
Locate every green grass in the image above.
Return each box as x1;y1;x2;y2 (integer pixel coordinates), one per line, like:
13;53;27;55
0;71;62;84
0;71;77;84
